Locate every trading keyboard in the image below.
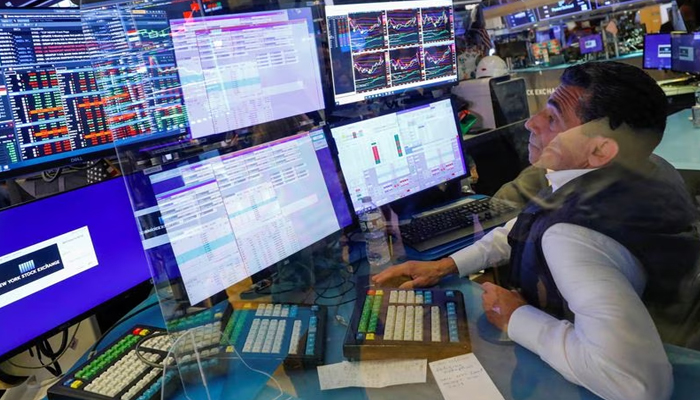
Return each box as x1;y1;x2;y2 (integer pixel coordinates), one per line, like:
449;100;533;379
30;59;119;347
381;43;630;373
47;325;180;400
221;301;327;368
48;302;326;400
400;196;520;251
343;289;471;361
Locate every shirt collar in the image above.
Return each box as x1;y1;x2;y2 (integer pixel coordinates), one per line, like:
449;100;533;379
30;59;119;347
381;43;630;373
546;169;597;192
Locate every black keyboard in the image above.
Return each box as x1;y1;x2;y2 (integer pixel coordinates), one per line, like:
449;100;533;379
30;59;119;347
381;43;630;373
400;197;520;252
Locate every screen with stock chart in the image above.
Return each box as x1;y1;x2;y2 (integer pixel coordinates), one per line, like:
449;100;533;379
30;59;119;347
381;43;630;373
326;0;457;106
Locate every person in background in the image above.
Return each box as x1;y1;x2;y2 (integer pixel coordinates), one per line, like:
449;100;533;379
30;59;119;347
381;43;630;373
374;62;700;400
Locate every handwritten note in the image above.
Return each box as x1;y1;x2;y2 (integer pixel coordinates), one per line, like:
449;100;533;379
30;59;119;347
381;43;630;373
317;359;427;390
429;354;505;400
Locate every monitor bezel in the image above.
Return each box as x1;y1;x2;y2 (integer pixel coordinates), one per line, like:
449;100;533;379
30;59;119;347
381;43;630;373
642;33;672;70
327;95;468;216
670;32;700;74
0;177;152;364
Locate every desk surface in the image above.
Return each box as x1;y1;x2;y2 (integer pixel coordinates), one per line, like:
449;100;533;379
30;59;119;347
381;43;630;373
60;270;700;400
655;109;700;171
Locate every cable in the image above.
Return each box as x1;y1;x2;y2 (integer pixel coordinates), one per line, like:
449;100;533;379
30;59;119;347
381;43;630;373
229;346;285;400
41;169;61;183
7;322;81;370
87;300;160;360
135;333;169;369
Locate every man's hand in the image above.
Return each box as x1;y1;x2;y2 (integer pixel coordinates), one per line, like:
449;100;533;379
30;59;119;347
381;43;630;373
371;258;458;289
481;282;528;332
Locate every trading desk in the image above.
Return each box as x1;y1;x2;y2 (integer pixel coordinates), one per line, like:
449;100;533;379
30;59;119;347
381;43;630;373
52;268;700;400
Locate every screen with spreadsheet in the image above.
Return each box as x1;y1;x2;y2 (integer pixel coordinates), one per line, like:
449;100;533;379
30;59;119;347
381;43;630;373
0;7;190;178
169;8;325;139
80;1;189;145
330;98;466;213
325;0;458;106
0;8;113;176
134;129;352;305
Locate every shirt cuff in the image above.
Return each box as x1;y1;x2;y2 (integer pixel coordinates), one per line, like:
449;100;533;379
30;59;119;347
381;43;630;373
507;305;556;355
449;245;486;277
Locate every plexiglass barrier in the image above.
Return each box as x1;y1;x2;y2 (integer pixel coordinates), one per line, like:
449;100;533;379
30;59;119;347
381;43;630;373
79;0;365;398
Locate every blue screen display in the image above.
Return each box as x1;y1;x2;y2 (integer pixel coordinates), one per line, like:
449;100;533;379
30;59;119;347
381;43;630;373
643;34;672;70
0;178;150;360
671;33;700;73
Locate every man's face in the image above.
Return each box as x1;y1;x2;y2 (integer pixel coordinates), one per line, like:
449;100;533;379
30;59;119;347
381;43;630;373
525;84;585;165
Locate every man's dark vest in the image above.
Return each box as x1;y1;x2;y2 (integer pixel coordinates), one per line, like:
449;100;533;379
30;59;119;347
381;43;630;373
507;164;700;320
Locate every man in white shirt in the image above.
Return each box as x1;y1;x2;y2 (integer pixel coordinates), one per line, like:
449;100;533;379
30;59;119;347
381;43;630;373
373;62;700;400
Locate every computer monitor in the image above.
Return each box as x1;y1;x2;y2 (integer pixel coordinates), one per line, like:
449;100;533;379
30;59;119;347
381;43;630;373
168;8;325;139
330;98;466;213
127;129;353;306
579;34;603;54
496;41;529;59
537;0;593;20
0;8;113;178
0;178;151;361
0;7;193;179
671;33;700;74
325;0;458;106
643;34;672;70
505;10;538;28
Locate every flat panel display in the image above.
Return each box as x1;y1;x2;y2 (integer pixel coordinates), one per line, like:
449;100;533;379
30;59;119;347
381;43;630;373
0;9;113;176
330;98;465;213
0;178;150;360
579;34;603;54
505;10;537;28
169;8;325;139
537;0;593;20
643;34;672;70
135;130;352;305
671;33;700;73
326;0;458;106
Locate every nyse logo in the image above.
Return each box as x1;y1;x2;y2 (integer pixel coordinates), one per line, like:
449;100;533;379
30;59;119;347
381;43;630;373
18;260;36;274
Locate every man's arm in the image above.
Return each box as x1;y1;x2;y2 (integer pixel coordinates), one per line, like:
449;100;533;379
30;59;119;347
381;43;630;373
507;223;673;400
372;218;517;287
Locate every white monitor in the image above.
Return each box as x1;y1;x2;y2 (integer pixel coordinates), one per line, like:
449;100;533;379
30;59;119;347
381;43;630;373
330;98;466;213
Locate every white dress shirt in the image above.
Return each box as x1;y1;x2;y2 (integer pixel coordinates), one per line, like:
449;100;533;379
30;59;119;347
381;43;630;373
450;169;673;400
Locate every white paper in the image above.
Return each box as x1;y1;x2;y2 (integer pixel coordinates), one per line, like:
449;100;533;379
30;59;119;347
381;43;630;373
317;359;427;390
429;354;505;400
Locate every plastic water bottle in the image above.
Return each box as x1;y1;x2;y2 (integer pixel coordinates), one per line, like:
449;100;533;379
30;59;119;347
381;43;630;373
358;196;391;274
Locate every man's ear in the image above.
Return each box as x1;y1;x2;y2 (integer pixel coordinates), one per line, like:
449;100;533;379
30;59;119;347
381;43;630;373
588;136;619;168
